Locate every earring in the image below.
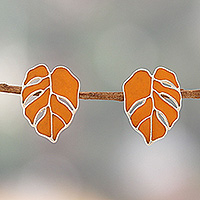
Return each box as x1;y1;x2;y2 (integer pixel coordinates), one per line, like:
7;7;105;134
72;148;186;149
21;64;80;143
123;66;182;145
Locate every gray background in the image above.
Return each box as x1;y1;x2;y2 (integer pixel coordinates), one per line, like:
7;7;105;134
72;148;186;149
0;1;200;199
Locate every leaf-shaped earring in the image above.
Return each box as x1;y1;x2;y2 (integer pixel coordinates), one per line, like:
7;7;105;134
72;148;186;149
123;66;182;145
21;64;80;143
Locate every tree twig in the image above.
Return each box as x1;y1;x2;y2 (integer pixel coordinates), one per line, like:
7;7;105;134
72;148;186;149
0;83;200;102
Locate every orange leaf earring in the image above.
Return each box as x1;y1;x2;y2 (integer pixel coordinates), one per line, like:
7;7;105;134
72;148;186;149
123;66;182;145
21;64;80;143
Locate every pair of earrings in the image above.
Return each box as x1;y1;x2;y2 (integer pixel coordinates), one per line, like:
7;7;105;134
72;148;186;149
21;64;181;145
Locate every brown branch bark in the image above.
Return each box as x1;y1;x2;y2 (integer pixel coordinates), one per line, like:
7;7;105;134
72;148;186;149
0;83;200;101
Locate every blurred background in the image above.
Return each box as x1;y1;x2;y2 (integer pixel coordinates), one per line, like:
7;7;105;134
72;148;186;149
0;0;200;199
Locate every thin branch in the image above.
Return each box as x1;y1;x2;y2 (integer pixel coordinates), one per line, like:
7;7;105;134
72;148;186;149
0;84;22;95
0;83;200;102
79;91;124;101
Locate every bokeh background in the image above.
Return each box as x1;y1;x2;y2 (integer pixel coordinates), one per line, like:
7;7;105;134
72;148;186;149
0;1;200;199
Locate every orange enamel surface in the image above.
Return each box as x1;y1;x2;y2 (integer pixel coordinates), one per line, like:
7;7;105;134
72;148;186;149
124;70;151;112
25;89;50;124
37;107;51;138
50;94;72;124
153;80;181;106
22;65;79;142
24;65;49;85
130;98;152;127
154;67;179;88
52;115;65;141
138;118;151;144
152;110;166;141
153;92;178;127
51;68;79;109
124;67;181;144
22;77;50;103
